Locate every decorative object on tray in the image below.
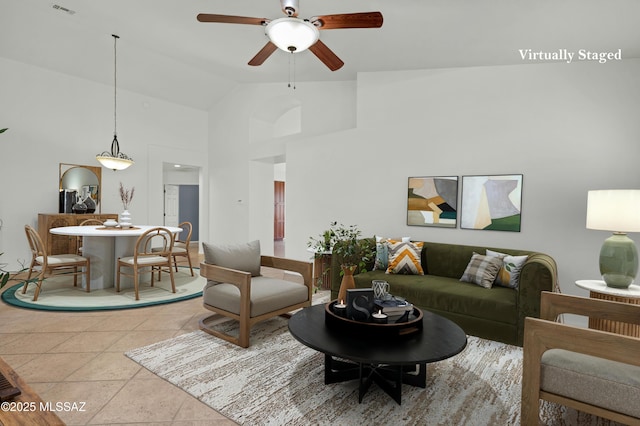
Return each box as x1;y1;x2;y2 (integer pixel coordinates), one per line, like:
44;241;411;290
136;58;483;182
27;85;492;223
309;222;375;302
407;176;458;228
103;219;118;227
333;299;346;317
372;279;390;300
375;295;413;315
371;310;388;324
119;182;135;228
460;174;523;232
346;288;375;321
325;300;423;338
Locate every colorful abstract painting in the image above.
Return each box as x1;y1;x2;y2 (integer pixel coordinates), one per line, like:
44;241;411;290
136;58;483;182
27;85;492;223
461;175;523;232
407;176;458;228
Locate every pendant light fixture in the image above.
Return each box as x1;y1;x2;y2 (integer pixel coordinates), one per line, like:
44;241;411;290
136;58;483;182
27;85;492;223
96;34;134;171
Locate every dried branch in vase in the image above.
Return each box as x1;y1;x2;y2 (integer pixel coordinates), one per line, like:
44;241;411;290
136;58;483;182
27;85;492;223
119;182;135;210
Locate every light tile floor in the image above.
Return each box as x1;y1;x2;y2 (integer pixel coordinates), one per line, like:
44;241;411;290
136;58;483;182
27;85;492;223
0;250;242;425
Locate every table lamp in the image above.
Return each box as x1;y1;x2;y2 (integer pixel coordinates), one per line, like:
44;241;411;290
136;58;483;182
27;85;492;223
586;189;640;288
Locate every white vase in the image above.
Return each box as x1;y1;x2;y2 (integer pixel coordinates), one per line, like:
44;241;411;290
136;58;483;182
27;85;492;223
120;210;132;228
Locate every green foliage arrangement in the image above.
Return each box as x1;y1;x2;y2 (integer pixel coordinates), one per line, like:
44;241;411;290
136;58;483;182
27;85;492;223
0;128;7;134
0;253;9;288
308;222;374;272
0;253;36;289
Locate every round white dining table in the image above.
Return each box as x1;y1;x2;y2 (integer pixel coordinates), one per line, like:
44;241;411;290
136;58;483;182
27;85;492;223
50;225;182;290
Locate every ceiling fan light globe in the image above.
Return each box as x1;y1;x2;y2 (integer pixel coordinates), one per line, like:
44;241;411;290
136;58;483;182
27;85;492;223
265;17;319;53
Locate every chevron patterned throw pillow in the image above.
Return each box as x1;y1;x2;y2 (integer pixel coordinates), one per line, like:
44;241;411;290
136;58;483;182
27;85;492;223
386;240;424;275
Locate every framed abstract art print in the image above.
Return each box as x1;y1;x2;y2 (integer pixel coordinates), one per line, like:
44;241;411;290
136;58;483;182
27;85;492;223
460;174;523;232
407;176;458;228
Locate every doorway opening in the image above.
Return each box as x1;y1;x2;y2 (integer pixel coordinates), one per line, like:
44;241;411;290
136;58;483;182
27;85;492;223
163;163;200;254
274;162;286;257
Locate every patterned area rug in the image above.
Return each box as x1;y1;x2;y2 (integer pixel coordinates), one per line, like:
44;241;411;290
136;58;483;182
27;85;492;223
1;267;203;311
125;298;617;425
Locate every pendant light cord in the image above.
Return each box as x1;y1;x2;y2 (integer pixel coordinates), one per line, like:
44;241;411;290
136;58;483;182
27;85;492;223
113;34;119;138
96;33;133;169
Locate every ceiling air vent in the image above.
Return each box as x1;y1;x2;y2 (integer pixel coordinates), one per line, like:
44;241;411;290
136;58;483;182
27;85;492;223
52;4;76;15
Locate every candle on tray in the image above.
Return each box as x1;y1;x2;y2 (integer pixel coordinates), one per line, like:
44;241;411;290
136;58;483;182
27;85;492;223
372;309;388;324
333;300;347;317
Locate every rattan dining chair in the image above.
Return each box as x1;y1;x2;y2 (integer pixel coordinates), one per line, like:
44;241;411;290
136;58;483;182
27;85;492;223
23;224;90;301
77;218;104;255
152;221;194;277
116;226;176;301
172;221;194;276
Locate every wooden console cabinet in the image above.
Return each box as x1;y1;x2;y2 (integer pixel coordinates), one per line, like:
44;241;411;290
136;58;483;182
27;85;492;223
0;356;64;425
38;213;118;255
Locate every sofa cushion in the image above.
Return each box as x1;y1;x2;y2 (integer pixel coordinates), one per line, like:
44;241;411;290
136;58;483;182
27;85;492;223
541;348;640;418
386;240;424;275
203;277;308;317
486;249;528;289
460;253;503;288
374;235;389;271
203;240;261;277
354;270;517;324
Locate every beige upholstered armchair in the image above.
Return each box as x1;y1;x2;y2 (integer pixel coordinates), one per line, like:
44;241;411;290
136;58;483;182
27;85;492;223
521;291;640;425
199;240;313;348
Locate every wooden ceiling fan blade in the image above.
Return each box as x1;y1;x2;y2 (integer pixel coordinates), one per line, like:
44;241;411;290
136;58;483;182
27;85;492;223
248;42;278;66
312;12;383;30
197;14;267;25
308;40;344;71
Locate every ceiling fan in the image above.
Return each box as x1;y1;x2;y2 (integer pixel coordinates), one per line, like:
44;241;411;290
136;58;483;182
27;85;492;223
197;0;383;71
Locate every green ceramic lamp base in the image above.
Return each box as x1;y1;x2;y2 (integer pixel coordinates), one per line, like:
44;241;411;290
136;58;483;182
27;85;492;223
599;232;639;288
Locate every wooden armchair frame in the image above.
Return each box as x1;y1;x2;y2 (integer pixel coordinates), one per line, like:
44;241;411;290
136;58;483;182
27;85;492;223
522;291;640;425
199;256;313;348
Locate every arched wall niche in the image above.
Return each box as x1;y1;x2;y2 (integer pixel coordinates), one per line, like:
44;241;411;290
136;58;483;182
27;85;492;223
249;95;302;144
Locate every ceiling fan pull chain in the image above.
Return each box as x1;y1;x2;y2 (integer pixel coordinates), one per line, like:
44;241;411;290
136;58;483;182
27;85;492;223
287;51;296;89
288;52;291;88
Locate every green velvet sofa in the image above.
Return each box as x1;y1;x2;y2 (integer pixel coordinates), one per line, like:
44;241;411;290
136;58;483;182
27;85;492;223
330;239;557;346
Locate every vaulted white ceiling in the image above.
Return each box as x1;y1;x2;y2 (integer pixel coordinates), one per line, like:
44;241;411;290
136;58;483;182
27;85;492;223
2;0;639;110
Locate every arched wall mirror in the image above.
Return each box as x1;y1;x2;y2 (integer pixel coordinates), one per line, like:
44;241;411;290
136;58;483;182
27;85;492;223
59;163;101;213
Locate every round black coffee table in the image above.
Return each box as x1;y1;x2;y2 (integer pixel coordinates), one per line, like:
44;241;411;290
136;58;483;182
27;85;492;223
288;303;467;404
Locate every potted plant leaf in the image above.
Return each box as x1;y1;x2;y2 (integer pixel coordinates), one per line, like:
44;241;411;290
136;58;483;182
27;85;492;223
308;222;374;301
1;252;38;289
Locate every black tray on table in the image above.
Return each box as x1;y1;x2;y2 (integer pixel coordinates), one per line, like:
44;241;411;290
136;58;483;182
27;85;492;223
325;300;423;339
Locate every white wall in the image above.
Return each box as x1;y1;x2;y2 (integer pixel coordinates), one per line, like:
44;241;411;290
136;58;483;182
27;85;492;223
207;81;357;251
284;60;640;296
163;168;200;185
0;57;209;269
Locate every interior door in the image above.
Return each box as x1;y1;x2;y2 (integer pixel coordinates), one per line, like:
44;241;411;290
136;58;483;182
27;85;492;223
164;184;180;227
274;181;285;240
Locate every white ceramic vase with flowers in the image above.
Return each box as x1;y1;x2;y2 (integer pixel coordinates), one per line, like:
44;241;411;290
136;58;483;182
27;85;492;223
119;182;135;228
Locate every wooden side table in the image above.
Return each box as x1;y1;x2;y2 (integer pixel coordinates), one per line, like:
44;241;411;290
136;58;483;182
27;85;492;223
575;279;640;337
308;249;332;290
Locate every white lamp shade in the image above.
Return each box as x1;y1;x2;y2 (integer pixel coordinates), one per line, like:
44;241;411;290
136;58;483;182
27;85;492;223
265;17;319;53
586;189;640;232
96;155;134;171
